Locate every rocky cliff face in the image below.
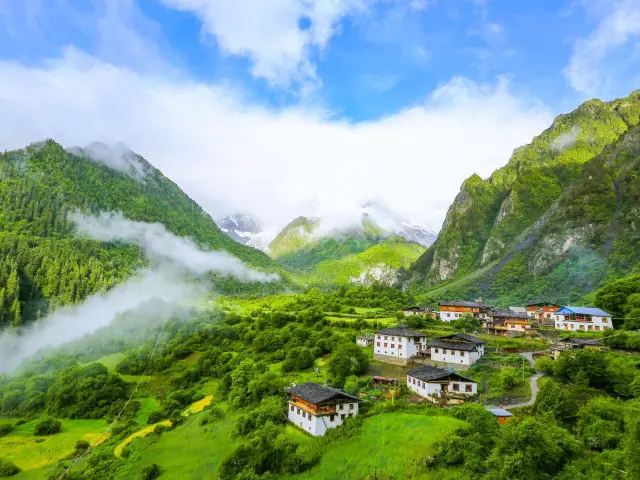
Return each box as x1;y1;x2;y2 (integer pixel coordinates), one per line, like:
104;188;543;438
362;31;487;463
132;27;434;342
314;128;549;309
405;90;640;306
407;91;640;287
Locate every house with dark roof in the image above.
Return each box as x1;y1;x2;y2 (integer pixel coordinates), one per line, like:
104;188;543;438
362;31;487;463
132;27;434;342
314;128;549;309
554;306;613;332
287;382;361;436
356;333;374;347
424;333;486;367
406;365;477;404
484;309;535;336
438;300;492;322
374;325;428;365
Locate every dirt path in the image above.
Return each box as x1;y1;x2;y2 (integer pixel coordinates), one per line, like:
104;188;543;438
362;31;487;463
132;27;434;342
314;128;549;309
491;351;546;409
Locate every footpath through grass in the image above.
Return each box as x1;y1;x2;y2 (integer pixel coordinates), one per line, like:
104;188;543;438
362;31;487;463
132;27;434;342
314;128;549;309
284;413;466;480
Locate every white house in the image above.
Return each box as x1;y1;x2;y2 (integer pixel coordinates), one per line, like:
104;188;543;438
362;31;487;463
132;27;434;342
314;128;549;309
356;333;374;347
438;301;492;322
374;326;428;365
406;365;477;404
287;383;360;437
554;306;613;332
425;333;486;366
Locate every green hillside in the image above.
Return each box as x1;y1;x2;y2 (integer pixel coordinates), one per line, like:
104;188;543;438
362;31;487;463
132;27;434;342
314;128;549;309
269;216;423;285
406;90;640;308
0;140;284;327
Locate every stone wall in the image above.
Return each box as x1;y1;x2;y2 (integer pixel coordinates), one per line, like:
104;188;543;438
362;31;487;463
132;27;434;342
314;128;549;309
374;354;408;366
409;357;472;371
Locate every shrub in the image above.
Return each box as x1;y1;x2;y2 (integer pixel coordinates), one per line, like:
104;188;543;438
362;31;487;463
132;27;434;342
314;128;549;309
140;464;162;480
147;411;165;424
34;418;62;436
71;440;91;457
0;458;20;477
0;425;14;437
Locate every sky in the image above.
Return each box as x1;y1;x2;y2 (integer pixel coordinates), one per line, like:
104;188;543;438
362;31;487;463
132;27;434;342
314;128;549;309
0;0;638;234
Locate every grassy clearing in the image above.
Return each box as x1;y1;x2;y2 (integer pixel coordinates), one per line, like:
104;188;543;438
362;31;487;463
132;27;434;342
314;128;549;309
182;351;202;364
0;418;107;471
134;397;161;425
96;352;154;383
283;413;466;480
113;414;238;479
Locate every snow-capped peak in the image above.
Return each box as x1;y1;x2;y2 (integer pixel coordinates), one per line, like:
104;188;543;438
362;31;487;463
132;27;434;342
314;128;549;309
216;214;276;252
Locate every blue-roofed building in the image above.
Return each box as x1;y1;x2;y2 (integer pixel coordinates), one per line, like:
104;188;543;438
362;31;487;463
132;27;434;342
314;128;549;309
486;407;514;424
554;306;613;332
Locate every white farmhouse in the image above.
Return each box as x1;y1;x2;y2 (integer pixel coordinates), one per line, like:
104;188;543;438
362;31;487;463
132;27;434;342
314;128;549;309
287;383;360;437
554;306;613;332
356;333;374;347
406;365;477;405
425;333;486;367
374;326;428;365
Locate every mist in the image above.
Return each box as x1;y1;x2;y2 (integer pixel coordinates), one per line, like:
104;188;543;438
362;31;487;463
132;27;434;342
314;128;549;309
66;142;148;179
0;211;278;373
551;125;581;152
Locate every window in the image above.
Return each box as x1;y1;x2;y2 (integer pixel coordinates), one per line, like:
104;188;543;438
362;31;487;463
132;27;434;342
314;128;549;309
290;405;294;411
349;404;354;411
452;384;459;391
447;350;452;355
341;414;346;421
455;313;459;318
398;344;402;349
435;348;439;353
384;336;388;340
297;408;301;415
603;318;608;323
392;337;396;341
461;351;465;356
377;335;381;340
330;414;335;421
465;384;472;392
376;342;380;347
383;343;388;348
391;344;395;348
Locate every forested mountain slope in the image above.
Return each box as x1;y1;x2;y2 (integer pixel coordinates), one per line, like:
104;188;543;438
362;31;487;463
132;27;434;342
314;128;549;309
269;215;424;285
0;140;281;327
405;90;640;306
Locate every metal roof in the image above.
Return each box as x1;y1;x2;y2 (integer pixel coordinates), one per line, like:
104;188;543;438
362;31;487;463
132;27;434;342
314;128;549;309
490;309;531;320
486;407;513;417
556;306;612;317
441;333;486;344
407;365;475;383
427;339;479;351
288;383;360;404
439;300;492;308
508;306;527;313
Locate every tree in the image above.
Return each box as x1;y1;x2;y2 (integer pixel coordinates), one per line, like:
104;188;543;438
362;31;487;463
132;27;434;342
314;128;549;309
575;396;626;451
139;464;162;480
327;343;369;384
485;417;580;480
533;379;567;421
34;418;62;436
0;458;20;477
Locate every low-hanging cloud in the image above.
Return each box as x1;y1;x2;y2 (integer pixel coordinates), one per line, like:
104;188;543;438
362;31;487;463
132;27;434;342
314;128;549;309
0;49;552;235
0;268;200;373
67;142;148;179
69;210;279;281
0;211;277;373
550;125;581;152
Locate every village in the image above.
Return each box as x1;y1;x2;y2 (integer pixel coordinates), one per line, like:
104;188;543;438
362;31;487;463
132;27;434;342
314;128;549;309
287;299;614;436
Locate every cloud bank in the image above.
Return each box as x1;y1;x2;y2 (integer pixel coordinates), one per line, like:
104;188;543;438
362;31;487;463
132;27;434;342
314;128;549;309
0;211;276;373
550;125;581;152
0;51;552;233
70;211;278;281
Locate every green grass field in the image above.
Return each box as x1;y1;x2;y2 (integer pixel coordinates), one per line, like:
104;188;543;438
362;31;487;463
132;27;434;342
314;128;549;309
0;417;108;472
134;397;161;425
113;414;238;479
283;413;466;480
96;353;154;383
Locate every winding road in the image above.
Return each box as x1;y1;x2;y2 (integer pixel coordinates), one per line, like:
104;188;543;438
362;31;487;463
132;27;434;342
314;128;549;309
489;351;545;409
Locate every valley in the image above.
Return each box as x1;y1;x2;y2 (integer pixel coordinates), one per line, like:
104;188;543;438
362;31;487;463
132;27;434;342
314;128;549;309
2;89;640;480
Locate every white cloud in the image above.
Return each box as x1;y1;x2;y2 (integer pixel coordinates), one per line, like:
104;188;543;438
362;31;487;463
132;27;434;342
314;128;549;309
158;0;373;86
0;50;552;233
565;0;640;97
550;125;581;152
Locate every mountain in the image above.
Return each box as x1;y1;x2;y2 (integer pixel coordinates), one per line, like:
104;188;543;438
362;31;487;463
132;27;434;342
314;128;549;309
216;214;276;251
405;90;640;307
268;210;426;285
361;201;436;247
0;140;283;327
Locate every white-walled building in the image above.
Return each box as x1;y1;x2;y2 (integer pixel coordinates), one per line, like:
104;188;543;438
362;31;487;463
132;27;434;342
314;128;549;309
554;306;613;332
287;383;360;437
356;333;374;347
425;333;486;367
438;301;492;322
406;365;477;405
374;326;428;365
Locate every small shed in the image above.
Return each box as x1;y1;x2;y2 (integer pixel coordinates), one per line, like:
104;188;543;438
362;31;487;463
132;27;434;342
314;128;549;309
486;407;514;424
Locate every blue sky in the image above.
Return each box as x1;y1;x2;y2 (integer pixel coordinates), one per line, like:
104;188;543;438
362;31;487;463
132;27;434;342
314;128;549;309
0;0;638;231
